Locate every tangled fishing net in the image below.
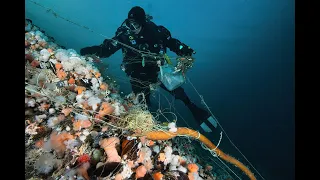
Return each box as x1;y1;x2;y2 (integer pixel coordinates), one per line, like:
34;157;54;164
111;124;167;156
117;107;156;134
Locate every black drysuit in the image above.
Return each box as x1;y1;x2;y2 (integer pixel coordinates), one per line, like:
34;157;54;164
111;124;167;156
80;19;212;129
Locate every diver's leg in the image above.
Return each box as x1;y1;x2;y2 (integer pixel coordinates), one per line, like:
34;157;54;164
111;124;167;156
160;84;191;105
160;84;217;132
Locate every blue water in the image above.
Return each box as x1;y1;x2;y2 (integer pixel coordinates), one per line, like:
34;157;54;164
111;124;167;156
26;0;295;179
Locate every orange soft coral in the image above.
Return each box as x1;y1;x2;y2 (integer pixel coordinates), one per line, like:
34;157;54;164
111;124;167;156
187;163;199;173
188;173;195;180
135;165;147;179
99;82;108;91
100;137;121;163
127;160;135;168
55;63;62;70
57;69;67;80
73;120;92;131
35;138;44;148
49;131;74;157
153;172;164;180
158;153;166;162
98;102;114;117
187;163;199;180
75;86;86;95
68;77;75;84
94;72;101;78
147;140;155;147
115;173;123;180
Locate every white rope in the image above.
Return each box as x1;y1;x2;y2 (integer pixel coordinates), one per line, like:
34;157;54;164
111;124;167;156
213;131;223;151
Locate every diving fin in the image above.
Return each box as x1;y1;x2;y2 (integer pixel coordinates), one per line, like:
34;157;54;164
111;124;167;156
186;102;218;132
207;116;218;128
200;116;218;133
200;122;213;133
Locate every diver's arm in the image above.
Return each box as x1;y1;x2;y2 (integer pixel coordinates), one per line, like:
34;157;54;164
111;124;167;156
167;38;194;56
80;27;125;58
79;39;119;58
158;25;195;56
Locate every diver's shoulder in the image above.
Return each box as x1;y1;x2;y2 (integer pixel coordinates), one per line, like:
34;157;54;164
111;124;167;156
146;21;170;33
145;20;159;28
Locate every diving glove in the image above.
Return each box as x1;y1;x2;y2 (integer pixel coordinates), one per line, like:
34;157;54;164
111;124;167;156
180;46;195;56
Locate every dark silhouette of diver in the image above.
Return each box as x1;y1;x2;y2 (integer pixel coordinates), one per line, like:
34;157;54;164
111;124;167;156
80;6;217;132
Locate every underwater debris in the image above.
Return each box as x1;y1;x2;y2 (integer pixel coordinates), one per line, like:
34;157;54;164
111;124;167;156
117;107;155;134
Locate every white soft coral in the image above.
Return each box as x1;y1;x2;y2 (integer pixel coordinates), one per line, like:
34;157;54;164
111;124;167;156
60;56;83;72
84;90;94;99
120;164;133;179
87;96;101;111
47;117;60;128
169;154;180;171
168;122;177;132
75;113;88;121
76;93;85;104
138;147;153;171
64;139;80;150
34;153;61;174
27;99;36;107
55;49;69;62
112;102;126;116
25;123;40;135
75;65;89;75
164;146;173;165
39;49;50;62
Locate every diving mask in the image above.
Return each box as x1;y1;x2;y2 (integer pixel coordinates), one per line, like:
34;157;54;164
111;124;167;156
126;19;142;31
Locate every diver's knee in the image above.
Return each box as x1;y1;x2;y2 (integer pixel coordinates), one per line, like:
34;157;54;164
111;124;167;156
173;87;191;104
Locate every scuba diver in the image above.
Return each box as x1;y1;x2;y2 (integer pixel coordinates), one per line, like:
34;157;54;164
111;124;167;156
80;6;217;132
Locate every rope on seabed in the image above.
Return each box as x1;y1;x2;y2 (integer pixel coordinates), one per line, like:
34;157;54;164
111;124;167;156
26;1;264;179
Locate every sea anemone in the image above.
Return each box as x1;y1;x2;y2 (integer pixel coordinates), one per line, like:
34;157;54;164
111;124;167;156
100;137;121;163
135;165;147;179
98;102;115;117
